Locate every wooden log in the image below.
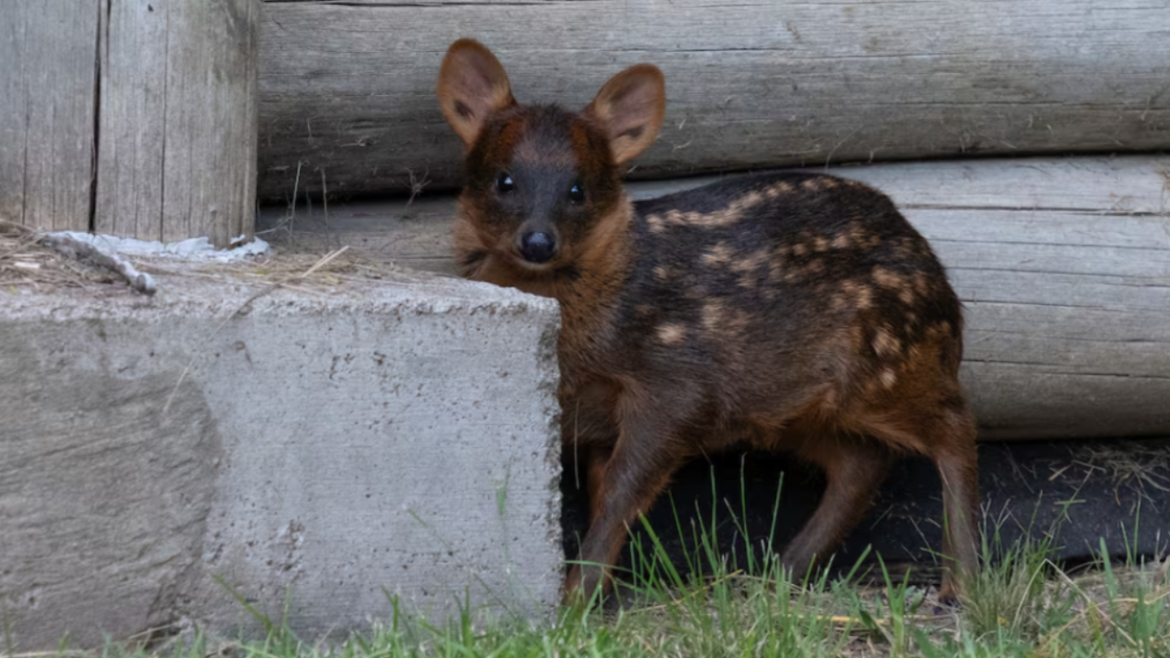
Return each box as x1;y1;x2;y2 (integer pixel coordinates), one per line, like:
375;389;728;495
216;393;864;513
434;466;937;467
0;1;99;231
95;0;260;248
256;0;1170;200
261;155;1170;440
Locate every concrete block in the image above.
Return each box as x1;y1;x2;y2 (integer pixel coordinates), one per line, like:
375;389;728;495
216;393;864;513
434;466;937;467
0;269;562;650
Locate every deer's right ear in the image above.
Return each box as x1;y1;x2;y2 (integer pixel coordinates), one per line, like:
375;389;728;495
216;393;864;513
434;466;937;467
437;39;516;147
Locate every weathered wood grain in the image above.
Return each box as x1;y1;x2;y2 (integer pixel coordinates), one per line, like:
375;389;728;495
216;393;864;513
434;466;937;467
0;1;98;231
256;0;1170;200
95;0;260;248
260;155;1170;440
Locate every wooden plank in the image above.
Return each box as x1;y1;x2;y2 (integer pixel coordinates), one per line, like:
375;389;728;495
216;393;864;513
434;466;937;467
964;364;1170;439
0;1;98;231
93;0;166;241
0;4;26;226
259;155;1170;440
255;0;1170;200
95;0;259;248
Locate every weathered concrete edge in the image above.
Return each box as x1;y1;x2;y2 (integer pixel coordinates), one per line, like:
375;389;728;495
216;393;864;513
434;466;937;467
0;270;563;648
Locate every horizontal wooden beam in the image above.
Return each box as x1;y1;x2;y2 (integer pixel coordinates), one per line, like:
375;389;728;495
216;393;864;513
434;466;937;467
257;0;1170;200
261;155;1170;440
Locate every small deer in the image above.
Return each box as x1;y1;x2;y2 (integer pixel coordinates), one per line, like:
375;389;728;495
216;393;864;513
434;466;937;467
436;39;979;603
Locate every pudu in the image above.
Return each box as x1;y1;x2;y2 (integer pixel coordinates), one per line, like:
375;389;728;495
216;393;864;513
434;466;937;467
436;39;979;603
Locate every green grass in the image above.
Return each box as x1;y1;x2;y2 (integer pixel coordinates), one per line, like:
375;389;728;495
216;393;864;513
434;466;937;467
11;496;1170;658
64;541;1166;658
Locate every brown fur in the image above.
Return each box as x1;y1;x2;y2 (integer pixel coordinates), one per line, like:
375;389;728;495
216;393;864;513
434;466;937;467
437;39;980;604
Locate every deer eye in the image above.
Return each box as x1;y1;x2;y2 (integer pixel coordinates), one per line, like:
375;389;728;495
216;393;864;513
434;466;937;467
496;172;515;193
569;181;585;204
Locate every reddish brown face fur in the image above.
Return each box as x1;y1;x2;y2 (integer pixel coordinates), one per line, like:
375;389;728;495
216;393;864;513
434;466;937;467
437;39;980;605
453;105;626;288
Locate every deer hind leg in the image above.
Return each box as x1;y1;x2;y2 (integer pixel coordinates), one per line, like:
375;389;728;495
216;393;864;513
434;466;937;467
853;403;980;604
932;406;979;603
780;436;893;579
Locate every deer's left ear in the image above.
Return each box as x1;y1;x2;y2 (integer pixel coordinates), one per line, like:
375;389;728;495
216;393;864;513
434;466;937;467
584;64;666;164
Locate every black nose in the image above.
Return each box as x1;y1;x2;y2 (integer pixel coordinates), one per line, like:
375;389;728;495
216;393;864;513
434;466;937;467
520;231;556;264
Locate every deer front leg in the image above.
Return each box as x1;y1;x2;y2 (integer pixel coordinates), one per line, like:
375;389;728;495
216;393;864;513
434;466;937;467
563;407;685;602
